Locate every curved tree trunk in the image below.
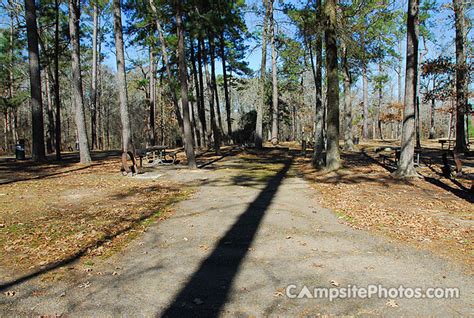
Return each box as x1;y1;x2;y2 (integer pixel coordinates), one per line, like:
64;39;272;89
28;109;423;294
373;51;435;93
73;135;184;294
394;0;419;178
324;0;341;171
68;0;91;164
24;0;46;161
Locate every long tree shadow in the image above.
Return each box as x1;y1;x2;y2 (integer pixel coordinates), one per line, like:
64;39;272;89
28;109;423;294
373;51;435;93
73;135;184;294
160;157;293;317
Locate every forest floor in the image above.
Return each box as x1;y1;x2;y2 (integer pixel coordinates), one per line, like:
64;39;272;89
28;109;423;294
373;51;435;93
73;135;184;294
0;146;472;316
295;140;473;271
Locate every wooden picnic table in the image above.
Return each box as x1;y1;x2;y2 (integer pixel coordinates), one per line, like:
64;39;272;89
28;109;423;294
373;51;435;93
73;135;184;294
438;139;456;150
375;146;422;166
137;146;178;167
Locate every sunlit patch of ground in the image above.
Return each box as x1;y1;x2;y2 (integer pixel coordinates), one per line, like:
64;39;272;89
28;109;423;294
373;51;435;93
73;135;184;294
0;158;190;281
296;146;473;272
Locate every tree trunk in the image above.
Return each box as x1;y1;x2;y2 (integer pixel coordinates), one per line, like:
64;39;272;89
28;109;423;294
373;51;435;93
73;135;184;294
112;0;134;158
342;43;354;151
45;72;55;153
25;0;46;161
270;0;278;145
196;38;208;146
324;0;341;171
176;2;196;167
209;36;224;135
149;0;183;132
190;40;205;147
454;0;468;153
429;97;435;139
377;63;383;140
149;43;156;146
394;0;419;178
69;0;91;163
398;38;403;103
54;0;61;159
312;0;324;168
255;0;269;148
202;39;221;154
361;35;369;140
219;35;232;139
90;3;99;150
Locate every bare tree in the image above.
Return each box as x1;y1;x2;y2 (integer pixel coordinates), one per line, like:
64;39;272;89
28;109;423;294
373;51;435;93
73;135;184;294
24;0;46;161
394;0;419;178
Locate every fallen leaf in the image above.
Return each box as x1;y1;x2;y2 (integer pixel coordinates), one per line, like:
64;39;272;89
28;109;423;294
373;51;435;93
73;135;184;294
386;299;399;308
330;280;340;287
4;291;16;297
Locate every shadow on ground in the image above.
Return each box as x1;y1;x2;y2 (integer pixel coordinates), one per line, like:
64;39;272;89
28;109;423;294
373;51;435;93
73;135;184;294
160;156;293;317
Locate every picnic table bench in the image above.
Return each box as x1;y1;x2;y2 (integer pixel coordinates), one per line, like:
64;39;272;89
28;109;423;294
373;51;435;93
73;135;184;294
375;146;422;166
439;139;455;150
136;145;178;168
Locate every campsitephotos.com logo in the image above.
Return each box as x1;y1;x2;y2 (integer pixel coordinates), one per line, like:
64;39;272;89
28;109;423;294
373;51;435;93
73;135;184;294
285;284;460;301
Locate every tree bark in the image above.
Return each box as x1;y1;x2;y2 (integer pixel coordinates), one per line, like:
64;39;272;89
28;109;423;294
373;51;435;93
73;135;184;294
429;97;435;139
312;0;324;168
69;0;91;163
394;0;419;178
255;0;269;148
209;36;224;135
270;0;278;145
90;3;99;150
454;0;468;152
220;35;232;139
149;42;156;146
54;0;61;159
190;40;205;147
25;0;46;161
201;39;221;154
361;34;369;140
377;63;383;140
112;0;134;157
196;38;208;146
45;72;55;153
176;1;196;168
324;0;341;171
342;43;354;151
